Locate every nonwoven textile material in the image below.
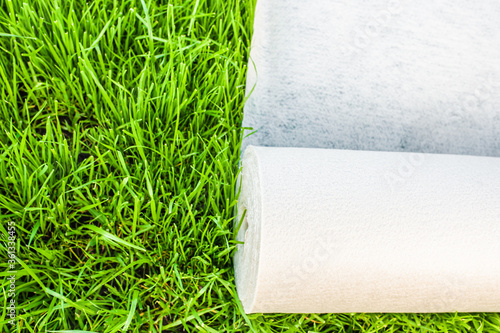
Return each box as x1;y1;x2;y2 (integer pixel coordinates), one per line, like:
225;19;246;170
234;146;500;313
241;0;500;156
234;0;500;314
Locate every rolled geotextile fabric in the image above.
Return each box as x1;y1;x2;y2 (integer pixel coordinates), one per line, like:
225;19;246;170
234;146;500;313
234;0;500;314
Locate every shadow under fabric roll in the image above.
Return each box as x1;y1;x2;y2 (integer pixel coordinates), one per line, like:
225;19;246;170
234;0;500;313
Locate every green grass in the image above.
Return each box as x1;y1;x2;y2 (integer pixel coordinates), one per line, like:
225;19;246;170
0;0;499;332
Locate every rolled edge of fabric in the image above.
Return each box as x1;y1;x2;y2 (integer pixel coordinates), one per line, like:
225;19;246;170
234;146;263;313
234;145;500;313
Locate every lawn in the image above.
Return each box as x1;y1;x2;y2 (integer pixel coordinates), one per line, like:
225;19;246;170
0;0;499;332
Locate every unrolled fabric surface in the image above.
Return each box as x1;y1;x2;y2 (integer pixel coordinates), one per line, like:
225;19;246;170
234;146;500;313
242;0;500;156
234;0;500;314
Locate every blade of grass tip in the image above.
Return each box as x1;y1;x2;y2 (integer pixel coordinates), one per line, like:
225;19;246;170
15;257;46;290
133;195;141;238
0;55;14;106
139;0;154;51
86;258;150;297
82;225;146;252
144;165;157;221
232;208;247;240
85;18;113;52
190;306;219;333
47;330;97;333
122;290;139;331
188;0;200;36
78;47;117;114
27;220;40;248
0;33;38;40
45;288;98;316
162;304;226;330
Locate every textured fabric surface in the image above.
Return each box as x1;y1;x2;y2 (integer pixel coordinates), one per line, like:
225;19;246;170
235;146;500;313
235;0;500;314
241;0;500;156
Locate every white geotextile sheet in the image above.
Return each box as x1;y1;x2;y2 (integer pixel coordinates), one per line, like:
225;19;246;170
234;0;500;314
241;0;500;155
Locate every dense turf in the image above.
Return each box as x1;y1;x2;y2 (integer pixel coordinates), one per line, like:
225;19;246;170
0;0;499;332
